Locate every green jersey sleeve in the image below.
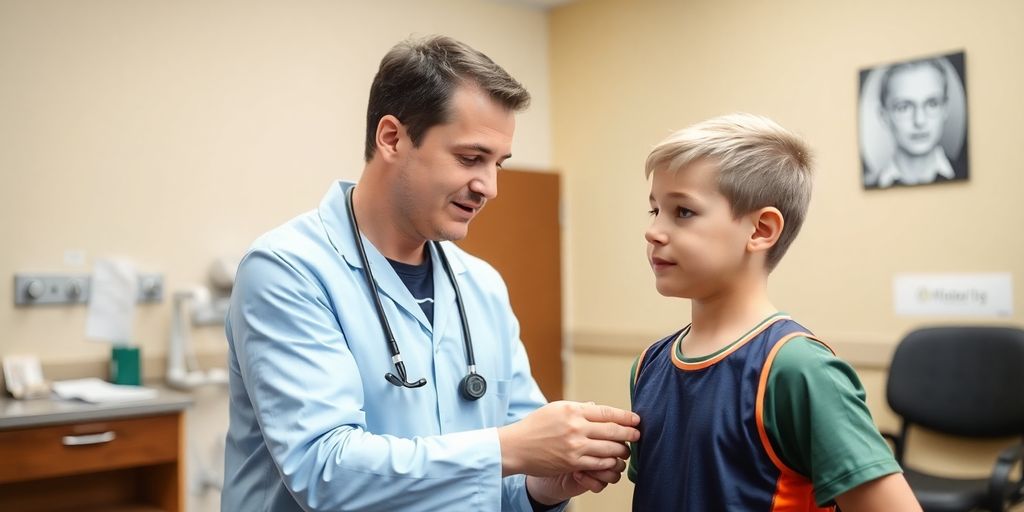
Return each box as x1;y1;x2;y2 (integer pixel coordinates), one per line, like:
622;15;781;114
763;336;902;505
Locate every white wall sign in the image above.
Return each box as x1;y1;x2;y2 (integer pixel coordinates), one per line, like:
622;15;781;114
893;273;1013;317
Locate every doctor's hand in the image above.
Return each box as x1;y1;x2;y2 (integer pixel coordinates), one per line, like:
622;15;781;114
525;464;628;506
498;401;639;478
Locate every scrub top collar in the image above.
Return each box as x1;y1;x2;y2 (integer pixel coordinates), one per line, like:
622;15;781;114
317;180;467;337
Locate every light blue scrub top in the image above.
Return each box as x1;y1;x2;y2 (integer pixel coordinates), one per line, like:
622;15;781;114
222;181;558;511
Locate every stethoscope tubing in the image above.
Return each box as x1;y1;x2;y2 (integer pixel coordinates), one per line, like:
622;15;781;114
345;186;483;398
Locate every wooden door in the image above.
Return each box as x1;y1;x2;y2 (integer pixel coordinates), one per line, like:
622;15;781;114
457;170;563;401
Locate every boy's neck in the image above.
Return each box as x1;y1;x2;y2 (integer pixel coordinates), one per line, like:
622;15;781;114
683;277;776;359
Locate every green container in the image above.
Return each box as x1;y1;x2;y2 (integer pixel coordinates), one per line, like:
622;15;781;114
110;346;141;386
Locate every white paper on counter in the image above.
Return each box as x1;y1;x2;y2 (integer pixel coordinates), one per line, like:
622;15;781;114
52;378;157;403
85;258;139;343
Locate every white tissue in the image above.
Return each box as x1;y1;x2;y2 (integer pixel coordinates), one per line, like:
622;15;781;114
85;258;138;344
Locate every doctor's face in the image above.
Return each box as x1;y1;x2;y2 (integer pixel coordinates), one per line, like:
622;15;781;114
882;65;949;157
394;84;514;242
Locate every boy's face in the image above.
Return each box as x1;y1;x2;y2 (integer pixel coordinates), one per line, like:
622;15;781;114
645;160;755;300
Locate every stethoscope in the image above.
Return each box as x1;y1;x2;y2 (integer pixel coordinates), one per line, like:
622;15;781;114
346;186;487;401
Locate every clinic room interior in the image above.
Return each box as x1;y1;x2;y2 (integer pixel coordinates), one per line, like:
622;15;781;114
2;0;1022;511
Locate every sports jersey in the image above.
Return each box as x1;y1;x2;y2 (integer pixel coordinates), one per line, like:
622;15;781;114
629;314;900;510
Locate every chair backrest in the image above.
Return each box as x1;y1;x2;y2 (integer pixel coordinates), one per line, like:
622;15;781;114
887;326;1024;438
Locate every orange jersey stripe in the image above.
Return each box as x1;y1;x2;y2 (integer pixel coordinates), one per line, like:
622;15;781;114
755;333;836;512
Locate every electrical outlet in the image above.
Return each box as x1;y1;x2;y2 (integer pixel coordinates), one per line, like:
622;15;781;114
13;273;163;306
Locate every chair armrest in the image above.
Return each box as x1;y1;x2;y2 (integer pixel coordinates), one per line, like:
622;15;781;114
988;443;1024;512
880;431;904;464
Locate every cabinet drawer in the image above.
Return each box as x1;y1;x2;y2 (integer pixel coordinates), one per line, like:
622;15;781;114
0;413;180;484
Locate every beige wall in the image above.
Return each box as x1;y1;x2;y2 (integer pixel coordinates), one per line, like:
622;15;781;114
553;0;1023;344
0;0;553;365
4;0;1024;509
551;1;1024;510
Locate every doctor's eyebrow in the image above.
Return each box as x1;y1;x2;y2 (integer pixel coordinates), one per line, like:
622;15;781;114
453;143;512;160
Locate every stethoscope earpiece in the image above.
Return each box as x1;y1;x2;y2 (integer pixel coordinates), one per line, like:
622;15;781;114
347;186;486;401
385;361;428;388
385;373;428;388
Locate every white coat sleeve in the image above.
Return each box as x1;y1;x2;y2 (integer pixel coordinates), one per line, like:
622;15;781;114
230;248;505;511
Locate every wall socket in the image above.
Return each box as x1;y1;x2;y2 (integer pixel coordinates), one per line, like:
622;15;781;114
13;273;163;306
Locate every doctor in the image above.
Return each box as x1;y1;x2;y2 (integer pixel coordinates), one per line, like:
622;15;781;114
222;35;640;511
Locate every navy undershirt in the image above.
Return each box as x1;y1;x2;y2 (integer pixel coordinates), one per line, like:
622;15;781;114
386;250;434;326
388;249;558;511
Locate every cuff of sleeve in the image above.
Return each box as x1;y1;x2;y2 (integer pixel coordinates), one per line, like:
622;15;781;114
464;427;505;510
506;475;569;512
814;459;903;506
527;486;567;512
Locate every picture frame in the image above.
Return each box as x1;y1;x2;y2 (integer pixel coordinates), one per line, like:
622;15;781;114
858;51;968;189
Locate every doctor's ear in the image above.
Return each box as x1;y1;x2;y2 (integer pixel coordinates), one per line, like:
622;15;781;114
375;115;405;162
747;207;784;254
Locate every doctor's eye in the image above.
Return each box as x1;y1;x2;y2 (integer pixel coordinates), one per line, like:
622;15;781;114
457;155;480;166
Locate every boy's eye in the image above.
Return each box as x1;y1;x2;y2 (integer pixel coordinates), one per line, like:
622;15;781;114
458;155;480;166
677;207;695;218
648;208;659;216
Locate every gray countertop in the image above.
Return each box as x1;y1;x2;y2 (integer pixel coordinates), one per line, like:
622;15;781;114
0;384;193;430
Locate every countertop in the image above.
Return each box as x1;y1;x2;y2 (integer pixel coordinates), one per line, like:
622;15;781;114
0;384;193;430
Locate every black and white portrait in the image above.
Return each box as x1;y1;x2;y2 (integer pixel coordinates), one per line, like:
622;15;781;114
858;51;968;189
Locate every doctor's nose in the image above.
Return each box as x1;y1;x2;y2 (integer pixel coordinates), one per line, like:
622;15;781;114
469;166;498;200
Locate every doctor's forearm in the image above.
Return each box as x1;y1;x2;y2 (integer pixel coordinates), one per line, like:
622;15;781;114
267;425;506;511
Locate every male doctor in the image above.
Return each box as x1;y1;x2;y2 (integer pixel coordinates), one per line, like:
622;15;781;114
222;35;640;511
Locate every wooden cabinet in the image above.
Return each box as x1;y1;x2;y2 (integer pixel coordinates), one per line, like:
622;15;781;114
0;399;188;512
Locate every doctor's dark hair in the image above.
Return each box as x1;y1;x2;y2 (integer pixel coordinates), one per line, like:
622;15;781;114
645;114;813;272
364;35;531;162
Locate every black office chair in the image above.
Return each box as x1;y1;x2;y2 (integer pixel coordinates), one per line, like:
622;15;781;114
884;326;1024;512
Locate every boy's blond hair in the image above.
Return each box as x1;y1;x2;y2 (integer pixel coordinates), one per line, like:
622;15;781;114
645;113;813;271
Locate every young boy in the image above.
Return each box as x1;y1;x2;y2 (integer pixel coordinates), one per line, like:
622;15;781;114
629;114;920;511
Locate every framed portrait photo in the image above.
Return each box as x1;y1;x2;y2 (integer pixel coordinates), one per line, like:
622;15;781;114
858;51;968;190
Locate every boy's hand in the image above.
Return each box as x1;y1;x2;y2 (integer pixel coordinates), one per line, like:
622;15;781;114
498;401;640;477
525;462;628;505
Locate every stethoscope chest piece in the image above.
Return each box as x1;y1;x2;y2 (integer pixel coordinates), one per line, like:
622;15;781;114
459;372;487;401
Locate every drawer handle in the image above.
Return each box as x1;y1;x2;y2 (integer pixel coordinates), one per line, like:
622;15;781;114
62;431;116;446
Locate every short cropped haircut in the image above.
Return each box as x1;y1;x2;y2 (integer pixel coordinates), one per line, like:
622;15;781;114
645;113;813;271
880;58;949;108
364;35;531;162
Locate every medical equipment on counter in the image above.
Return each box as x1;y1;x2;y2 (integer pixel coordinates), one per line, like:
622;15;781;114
166;259;236;390
167;287;228;389
346;186;487;401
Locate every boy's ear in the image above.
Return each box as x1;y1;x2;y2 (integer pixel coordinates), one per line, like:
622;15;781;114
747;206;784;254
375;115;405;163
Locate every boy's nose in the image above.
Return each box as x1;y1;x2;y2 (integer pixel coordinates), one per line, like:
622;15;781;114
645;226;667;245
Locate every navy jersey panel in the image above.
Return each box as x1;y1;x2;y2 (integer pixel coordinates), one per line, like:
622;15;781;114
631;318;812;511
